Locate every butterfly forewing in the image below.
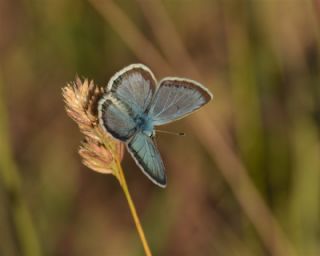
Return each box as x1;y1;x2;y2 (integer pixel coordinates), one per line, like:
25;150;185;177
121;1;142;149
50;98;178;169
127;132;166;187
98;64;157;141
107;64;157;115
149;78;213;126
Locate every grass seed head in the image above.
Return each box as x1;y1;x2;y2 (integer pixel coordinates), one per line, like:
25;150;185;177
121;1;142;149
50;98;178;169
62;77;124;175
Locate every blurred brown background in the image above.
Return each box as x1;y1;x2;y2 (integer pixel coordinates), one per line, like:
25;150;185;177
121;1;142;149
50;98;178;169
0;0;320;255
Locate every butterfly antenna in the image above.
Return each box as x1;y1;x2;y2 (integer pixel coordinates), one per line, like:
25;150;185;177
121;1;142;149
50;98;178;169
155;130;186;136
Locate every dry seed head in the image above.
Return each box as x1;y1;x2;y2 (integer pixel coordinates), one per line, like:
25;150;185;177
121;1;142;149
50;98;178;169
62;77;124;175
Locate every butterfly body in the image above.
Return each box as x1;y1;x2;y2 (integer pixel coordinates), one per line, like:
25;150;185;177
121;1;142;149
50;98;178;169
98;64;212;187
134;113;154;137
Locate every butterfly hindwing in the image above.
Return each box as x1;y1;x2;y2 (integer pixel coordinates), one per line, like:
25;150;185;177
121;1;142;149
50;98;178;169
149;78;213;126
127;132;166;187
98;95;137;141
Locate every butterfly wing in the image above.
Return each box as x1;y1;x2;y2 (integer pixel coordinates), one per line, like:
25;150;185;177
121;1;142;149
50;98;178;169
98;64;157;141
98;95;137;141
149;78;213;126
107;64;157;115
127;132;166;187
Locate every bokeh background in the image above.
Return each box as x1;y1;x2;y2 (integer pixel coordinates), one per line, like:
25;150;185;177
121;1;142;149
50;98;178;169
0;0;320;255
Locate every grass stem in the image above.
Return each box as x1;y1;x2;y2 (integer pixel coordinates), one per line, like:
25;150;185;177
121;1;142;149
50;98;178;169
115;160;152;256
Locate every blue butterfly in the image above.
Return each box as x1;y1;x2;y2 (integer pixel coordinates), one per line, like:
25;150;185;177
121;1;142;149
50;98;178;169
98;64;213;187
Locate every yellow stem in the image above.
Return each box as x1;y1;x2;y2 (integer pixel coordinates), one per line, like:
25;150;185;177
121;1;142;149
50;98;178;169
115;160;152;256
97;129;152;255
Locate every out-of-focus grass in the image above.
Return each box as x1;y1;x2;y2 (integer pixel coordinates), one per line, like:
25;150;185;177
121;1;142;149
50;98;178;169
0;0;319;255
0;71;41;256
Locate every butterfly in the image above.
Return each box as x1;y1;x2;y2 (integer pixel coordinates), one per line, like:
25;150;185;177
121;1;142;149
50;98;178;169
98;64;213;187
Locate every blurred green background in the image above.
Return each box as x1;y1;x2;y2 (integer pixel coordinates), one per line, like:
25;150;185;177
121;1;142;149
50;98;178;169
0;0;319;255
